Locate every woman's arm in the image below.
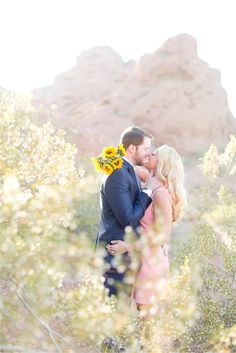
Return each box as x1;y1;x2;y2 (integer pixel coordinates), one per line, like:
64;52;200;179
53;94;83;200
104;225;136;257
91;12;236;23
153;191;172;244
134;166;150;183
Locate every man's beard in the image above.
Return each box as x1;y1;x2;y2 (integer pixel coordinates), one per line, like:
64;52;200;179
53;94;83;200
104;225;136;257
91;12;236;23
134;154;146;166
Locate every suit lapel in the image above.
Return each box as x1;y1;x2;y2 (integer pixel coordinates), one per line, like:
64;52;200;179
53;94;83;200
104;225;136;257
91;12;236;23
122;159;141;190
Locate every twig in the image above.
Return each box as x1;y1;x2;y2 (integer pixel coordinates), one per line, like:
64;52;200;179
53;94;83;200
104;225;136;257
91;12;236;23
11;283;102;353
204;214;233;248
15;289;65;352
223;154;235;179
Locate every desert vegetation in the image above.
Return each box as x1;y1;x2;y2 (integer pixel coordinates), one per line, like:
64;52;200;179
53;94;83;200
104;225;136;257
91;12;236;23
0;90;235;352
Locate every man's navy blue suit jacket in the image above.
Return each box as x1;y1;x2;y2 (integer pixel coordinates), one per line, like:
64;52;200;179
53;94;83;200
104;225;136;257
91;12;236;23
96;159;152;264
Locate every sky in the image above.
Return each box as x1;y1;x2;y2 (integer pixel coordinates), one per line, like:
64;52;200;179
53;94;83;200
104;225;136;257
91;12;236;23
0;0;236;117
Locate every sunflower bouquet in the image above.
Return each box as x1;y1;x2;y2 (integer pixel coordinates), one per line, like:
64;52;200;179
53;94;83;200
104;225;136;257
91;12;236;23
92;144;126;175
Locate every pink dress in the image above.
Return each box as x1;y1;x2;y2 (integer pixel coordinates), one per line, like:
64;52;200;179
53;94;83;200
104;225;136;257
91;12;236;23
131;184;171;305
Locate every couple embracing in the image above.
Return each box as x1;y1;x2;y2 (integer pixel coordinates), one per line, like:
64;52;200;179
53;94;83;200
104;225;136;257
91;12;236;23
95;126;187;319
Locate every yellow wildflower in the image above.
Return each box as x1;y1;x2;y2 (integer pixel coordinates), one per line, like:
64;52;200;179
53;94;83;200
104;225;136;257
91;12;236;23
103;146;117;158
117;143;126;156
112;158;123;169
91;157;102;172
102;164;113;175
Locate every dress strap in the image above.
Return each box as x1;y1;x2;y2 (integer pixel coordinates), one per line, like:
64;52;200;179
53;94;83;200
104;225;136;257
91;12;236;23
152;185;166;196
152;185;172;202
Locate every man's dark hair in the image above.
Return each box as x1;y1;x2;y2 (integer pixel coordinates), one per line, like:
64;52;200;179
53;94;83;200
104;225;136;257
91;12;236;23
120;126;153;149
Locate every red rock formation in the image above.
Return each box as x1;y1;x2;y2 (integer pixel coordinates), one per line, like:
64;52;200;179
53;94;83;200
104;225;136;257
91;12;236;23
33;34;236;156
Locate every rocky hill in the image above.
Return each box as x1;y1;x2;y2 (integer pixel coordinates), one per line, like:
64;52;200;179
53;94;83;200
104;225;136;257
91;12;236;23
33;33;236;155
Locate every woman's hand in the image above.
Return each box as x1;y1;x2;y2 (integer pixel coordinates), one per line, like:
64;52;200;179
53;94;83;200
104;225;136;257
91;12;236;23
106;240;130;256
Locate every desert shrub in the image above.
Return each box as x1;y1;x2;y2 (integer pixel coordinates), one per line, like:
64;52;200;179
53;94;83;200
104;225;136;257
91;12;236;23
0;90;110;351
1;89;235;353
210;325;236;352
171;135;236;352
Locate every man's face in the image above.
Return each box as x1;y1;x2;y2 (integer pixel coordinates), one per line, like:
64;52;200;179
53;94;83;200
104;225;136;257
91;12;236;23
133;137;151;166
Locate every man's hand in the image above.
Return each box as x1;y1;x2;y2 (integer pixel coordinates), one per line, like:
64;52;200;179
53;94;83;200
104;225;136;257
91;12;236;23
106;240;130;256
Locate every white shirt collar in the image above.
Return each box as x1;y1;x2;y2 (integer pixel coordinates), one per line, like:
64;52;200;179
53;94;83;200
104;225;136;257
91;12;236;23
123;157;134;168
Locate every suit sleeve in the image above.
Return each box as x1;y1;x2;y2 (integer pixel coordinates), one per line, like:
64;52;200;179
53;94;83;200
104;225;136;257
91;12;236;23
104;170;152;229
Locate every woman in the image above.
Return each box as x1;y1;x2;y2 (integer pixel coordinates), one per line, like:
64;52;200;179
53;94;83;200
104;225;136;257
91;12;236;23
106;145;187;319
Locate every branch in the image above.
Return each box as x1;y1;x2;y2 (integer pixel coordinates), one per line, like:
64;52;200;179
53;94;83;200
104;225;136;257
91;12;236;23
204;214;233;248
15;289;65;352
223;154;235;178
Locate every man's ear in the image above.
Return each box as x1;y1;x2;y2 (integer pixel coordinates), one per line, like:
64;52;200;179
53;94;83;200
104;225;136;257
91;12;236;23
128;144;136;154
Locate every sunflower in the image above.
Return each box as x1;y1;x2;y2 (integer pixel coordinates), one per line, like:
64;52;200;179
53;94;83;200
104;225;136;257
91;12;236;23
91;157;102;172
92;144;126;175
112;157;123;169
117;143;126;156
102;163;113;175
103;146;117;158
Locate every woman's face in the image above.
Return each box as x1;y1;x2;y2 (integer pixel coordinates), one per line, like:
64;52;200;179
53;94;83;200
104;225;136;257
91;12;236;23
144;151;158;170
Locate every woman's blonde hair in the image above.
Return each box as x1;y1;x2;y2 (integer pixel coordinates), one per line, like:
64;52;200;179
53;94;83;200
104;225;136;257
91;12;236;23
155;145;187;222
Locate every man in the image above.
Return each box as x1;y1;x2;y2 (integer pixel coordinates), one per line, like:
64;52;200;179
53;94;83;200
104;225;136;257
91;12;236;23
96;126;155;296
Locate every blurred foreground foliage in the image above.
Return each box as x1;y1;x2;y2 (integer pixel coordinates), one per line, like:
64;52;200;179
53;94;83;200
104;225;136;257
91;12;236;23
171;135;236;353
0;90;235;353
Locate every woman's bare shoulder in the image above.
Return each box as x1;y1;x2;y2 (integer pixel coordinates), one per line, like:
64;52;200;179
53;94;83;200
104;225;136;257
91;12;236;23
152;179;171;201
150;177;165;191
154;177;165;187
